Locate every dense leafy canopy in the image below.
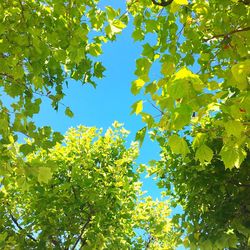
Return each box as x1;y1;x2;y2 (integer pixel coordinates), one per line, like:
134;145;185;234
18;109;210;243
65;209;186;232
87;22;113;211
0;0;250;249
0;0;127;163
0;124;177;249
129;0;250;248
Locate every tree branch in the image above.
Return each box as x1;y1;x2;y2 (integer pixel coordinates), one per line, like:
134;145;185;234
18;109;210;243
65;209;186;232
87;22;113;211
71;216;92;250
18;0;26;23
145;235;154;249
228;180;250;188
204;26;250;42
151;0;173;7
9;211;37;242
239;0;250;5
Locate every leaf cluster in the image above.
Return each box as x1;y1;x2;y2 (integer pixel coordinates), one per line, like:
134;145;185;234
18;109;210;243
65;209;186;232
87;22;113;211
0;124;177;249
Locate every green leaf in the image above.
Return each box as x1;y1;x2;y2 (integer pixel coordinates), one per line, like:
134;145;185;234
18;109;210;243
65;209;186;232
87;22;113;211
0;232;8;242
110;20;126;34
33;75;44;89
20;144;34;156
169;79;189;99
38;167;53;184
145;81;158;95
220;146;247;169
134;58;151;82
172;105;192;130
88;43;102;57
161;61;175;77
65;107;74;118
135;127;147;147
195;144;213;164
168;134;190;157
106;6;117;20
131;100;143;115
131;79;145;95
132;29;144;41
94;62;106;78
224;120;244;138
142;43;155;61
145;20;158;33
141;112;154;129
53;132;64;143
231;59;250;90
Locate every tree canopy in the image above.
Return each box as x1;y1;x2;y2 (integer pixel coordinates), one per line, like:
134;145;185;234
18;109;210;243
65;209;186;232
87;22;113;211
0;0;127;158
0;0;250;249
0;124;177;249
129;0;250;248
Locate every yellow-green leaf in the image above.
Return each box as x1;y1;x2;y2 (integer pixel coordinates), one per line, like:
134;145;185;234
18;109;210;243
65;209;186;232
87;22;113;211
173;67;203;92
170;2;181;13
131;79;145;95
195;144;213;164
224;120;244;138
168;134;190;157
38;167;52;184
220;146;246;169
141;112;154;129
110;20;126;34
65;107;74;118
192;133;206;149
231;60;250;90
135;126;147;147
131;100;143;115
161;61;175;77
88;43;102;57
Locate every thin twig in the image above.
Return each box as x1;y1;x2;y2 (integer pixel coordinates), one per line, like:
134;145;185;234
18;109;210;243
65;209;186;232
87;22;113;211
196;47;222;75
119;0;138;20
18;0;25;22
9;211;37;242
204;26;250;42
0;72;68;109
177;24;185;43
147;99;164;115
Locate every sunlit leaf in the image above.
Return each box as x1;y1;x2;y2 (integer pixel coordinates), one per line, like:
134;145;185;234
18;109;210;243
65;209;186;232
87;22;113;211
131;100;143;115
38;167;52;184
195;144;213;164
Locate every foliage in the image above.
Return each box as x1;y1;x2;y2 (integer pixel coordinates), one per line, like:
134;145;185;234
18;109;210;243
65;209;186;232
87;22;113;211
0;123;177;249
129;0;250;248
149;139;250;249
1;0;250;248
0;0;127;168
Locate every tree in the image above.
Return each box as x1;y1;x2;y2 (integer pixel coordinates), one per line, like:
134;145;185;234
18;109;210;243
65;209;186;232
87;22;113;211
0;1;179;248
1;0;250;249
0;0;127;166
129;0;250;248
0;123;177;249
